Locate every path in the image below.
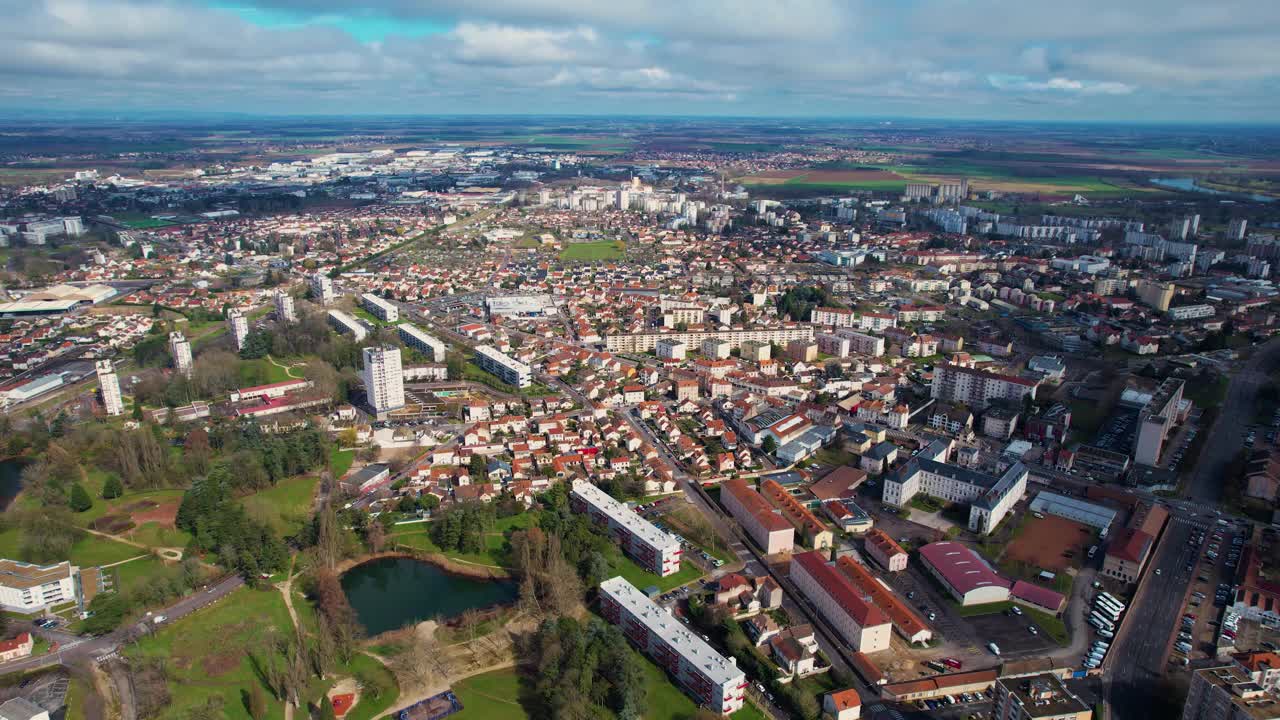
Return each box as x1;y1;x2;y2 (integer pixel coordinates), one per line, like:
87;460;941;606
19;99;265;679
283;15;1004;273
266;355;304;380
275;557;301;720
82;527;185;562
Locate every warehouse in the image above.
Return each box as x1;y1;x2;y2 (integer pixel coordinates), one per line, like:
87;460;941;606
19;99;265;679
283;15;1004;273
918;542;1011;606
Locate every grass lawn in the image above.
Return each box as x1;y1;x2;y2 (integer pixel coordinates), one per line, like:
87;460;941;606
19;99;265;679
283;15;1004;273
126;523;191;549
451;669;530;720
639;654;700;720
813;447;855;467
237;358;292;386
1026;606;1070;646
243;475;319;536
112;555;168;594
330;448;355;478
610;556;704;595
127;586;295;720
560;240;624;262
952;600;1014;617
388;514;534;569
342;653;399;720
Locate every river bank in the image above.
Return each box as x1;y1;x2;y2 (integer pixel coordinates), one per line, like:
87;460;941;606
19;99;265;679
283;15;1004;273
340;554;518;637
335;549;512;581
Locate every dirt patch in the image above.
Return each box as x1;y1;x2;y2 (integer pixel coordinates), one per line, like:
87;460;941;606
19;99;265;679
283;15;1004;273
201;652;240;677
130;500;179;528
90;515;136;534
1004;515;1094;573
119;500;159;513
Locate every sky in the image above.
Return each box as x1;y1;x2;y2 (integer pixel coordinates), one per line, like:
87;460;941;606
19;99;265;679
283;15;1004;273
1;0;1279;122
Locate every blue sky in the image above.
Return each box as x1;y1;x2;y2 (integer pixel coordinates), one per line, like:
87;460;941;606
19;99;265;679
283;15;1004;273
1;0;1278;121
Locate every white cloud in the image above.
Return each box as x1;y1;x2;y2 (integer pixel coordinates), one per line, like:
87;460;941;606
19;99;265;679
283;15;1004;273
987;74;1134;95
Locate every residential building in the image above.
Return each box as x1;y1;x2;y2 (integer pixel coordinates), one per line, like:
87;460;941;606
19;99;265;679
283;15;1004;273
1135;378;1185;467
1137;280;1175;312
598;577;746;715
760;479;833;549
310;273;336;305
993;673;1092;720
168;331;193;376
275;290;296;323
882;443;1027;534
362;346;405;414
604;327;814;354
823;689;862;720
932;364;1038;410
790;551;892;652
474;345;532;388
95;359;123;416
1182;662;1280;720
836;557;932;644
571;480;681;577
327;309;368;341
228;308;249;351
360;292;399;323
720;480;795;555
1103;527;1155;583
0;633;32;663
865;529;908;572
1168;304;1215;321
398;323;447;361
1229;218;1249;242
0;559;107;613
656;339;688;360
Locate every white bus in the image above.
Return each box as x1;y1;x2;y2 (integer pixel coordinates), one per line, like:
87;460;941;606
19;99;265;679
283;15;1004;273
1095;603;1122;621
1099;592;1125;609
1096;595;1125;613
1089;613;1115;631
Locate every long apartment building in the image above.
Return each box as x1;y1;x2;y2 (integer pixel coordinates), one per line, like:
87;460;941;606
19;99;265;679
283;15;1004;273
883;443;1027;535
0;559;108;613
1135;378;1185;467
599;577;746;715
604;326;814;354
398;323;446;361
571;480;681;576
168;331;193;376
474;345;532;388
327;309;368;341
810;307;898;333
1182;662;1280;720
790;551;892;652
360;292;399;323
760;479;833;549
835;556;932;644
719;479;794;555
95;359;123;416
931;363;1038;410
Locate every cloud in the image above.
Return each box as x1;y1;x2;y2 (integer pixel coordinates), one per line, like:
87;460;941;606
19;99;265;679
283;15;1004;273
987;74;1135;96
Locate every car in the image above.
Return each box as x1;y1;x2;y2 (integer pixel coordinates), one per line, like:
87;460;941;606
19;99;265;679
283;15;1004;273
1028;625;1038;635
1156;568;1163;575
907;591;915;599
928;611;937;621
988;642;1001;655
1011;606;1023;616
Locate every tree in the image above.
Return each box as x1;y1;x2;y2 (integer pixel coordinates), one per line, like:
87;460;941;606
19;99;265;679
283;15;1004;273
247;684;268;720
69;483;93;513
761;436;778;455
469;452;488;480
102;473;124;499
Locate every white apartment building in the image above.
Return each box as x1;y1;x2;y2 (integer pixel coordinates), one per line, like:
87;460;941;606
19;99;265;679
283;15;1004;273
816;333;852;358
931;363;1038;410
168;332;193;376
838;330;886;356
1166;304;1215;321
0;559;102;613
398;323;446;361
95;359;123;416
362;346;405;414
605;327;814;354
656;339;688;360
720;479;795;555
571;480;681;576
882;443;1028;535
790;551;892;652
228;309;249;351
274;291;296;323
474;345;532;388
599;577;746;715
1135;378;1184;467
310;273;336;305
811;307;858;328
327;310;368;341
360;293;399;323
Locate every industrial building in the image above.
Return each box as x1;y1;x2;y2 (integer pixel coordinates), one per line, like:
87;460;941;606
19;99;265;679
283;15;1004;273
918;542;1011;606
1027;491;1118;532
0;283;116;317
598;577;746;715
570;480;681;577
485;295;556;318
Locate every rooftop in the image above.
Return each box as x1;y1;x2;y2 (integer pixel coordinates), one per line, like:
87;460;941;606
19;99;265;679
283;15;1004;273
918;542;1011;595
572;480;680;552
997;673;1091;719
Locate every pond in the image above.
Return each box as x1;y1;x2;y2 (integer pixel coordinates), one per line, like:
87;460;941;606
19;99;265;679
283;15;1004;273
340;556;518;636
1149;177;1275;203
0;458;27;511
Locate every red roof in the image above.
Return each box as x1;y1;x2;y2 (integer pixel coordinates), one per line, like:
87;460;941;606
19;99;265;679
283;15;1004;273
918;542;1011;595
0;633;30;653
793;551;889;628
1107;528;1153;564
1010;580;1065;611
237;378;308;393
828;689;861;710
722;480;793;533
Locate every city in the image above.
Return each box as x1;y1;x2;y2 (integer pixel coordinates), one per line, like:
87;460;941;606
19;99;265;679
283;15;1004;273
1;3;1280;720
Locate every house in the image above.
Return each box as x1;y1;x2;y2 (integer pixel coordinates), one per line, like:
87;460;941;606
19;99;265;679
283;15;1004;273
0;633;32;662
769;632;816;677
823;689;862;720
861;441;899;475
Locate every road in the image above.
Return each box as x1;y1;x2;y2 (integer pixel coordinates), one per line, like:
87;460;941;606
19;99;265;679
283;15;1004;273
1105;517;1199;720
0;575;244;675
1188;337;1280;503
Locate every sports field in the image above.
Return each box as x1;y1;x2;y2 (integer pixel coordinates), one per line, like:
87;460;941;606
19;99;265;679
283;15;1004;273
560;240;624;262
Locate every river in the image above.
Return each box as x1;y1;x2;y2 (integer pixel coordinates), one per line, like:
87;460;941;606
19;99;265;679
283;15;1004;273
1149;177;1275;203
0;458;27;511
340;556;518;636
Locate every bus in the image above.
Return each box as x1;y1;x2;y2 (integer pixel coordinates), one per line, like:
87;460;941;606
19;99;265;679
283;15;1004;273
1099;592;1125;609
1090;613;1115;631
1095;603;1122;621
1089;617;1108;631
1096;594;1124;611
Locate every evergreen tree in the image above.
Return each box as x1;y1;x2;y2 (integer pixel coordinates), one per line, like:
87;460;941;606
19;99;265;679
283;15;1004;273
102;474;124;499
69;483;93;513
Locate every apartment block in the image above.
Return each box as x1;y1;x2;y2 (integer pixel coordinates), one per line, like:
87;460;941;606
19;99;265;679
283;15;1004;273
571;480;681;577
362;346;405;414
95;359;123;416
274;291;296;323
228;309;249;351
168;332;193;376
931;363;1038;410
327;309;369;342
789;551;892;653
310;273;336;305
360;292;399;323
760;479;833;549
599;577;746;715
474;345;532;388
398;323;447;361
720;479;795;555
1135;378;1185;467
605;327;814;354
1182;662;1280;720
0;559;109;613
993;673;1092;720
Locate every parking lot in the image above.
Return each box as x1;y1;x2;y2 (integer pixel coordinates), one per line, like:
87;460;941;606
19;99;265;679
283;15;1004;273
967;611;1061;658
1092;409;1138;453
1172;520;1251;665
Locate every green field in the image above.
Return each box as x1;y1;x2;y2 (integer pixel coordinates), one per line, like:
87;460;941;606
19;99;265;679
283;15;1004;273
560;240;624;262
330;448;355;478
609;556;704;595
111;213;181;229
242;474;319;536
237;358;293;386
0;527;142;568
386;514;533;569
